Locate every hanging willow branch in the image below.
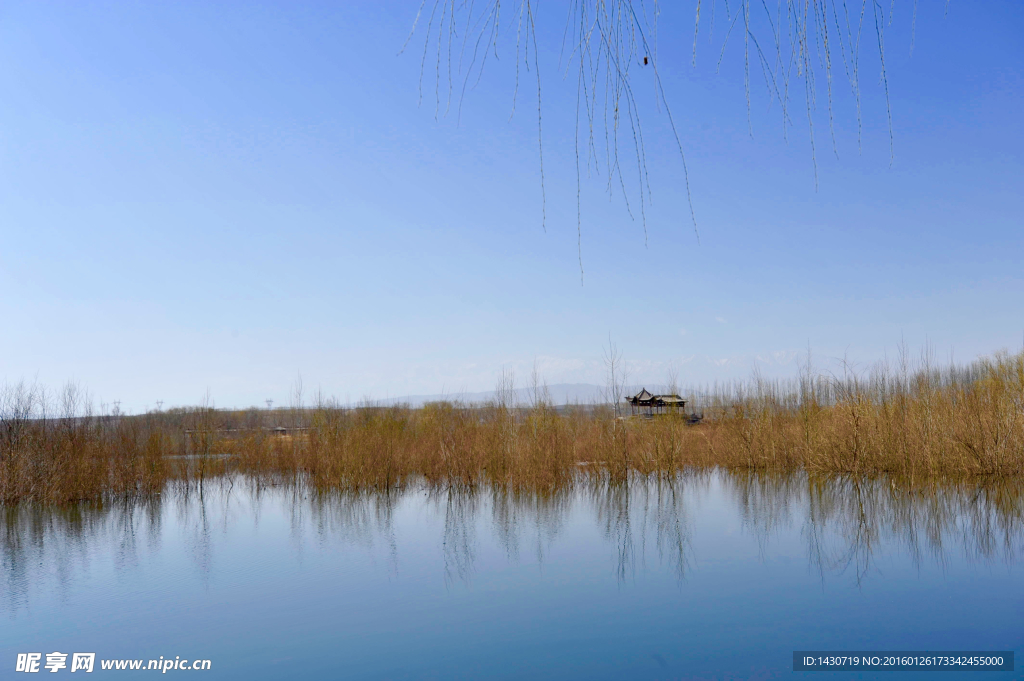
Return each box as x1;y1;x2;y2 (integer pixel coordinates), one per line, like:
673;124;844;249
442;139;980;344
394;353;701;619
403;1;899;280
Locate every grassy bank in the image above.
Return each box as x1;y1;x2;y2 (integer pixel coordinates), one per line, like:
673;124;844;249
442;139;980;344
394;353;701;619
2;351;1023;504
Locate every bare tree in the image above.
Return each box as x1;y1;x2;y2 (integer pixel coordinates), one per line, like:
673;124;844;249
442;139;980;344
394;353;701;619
665;363;680;396
603;333;628;416
529;357;551;408
291;373;304;427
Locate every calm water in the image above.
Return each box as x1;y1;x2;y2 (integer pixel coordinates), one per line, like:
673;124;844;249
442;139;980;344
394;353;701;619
2;472;1022;679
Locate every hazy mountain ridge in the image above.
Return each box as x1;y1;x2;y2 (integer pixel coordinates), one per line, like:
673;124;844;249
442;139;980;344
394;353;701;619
377;383;682;407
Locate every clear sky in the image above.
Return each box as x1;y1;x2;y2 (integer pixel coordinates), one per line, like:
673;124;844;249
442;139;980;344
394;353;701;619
1;1;1022;411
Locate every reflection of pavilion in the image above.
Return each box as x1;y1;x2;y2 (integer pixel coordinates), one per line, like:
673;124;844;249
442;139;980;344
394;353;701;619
626;388;687;417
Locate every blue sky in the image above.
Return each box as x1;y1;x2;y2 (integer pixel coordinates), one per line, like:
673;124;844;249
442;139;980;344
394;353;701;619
1;1;1022;410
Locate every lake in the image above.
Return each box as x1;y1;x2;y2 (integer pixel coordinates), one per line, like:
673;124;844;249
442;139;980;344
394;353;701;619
2;471;1021;679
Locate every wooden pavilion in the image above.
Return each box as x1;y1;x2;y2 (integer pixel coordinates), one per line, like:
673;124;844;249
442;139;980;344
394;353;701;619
626;388;687;417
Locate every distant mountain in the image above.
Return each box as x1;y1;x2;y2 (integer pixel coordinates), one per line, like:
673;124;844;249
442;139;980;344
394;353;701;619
377;383;608;407
378;383;675;407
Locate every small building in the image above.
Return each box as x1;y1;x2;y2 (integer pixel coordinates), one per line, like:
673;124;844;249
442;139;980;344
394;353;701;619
266;426;310;437
626;388;687;417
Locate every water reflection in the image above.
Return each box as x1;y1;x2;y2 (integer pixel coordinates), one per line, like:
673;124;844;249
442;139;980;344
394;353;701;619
801;475;1024;584
586;474;696;581
489;486;570;567
1;496;163;612
723;471;1024;584
2;471;1023;611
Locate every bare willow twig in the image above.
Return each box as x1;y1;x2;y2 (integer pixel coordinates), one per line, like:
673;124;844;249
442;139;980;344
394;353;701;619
405;0;902;274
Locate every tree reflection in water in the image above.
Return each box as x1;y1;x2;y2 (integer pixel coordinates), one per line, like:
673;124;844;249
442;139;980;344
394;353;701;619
2;471;1022;608
1;495;163;613
585;472;697;582
801;474;1024;585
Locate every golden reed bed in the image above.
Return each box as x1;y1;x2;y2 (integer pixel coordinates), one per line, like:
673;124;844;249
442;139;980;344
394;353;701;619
2;351;1022;504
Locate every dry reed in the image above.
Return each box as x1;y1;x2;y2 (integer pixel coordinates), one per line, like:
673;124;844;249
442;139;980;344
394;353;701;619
2;350;1023;504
